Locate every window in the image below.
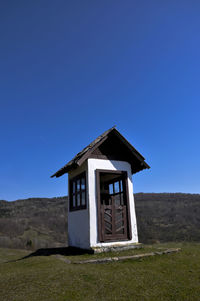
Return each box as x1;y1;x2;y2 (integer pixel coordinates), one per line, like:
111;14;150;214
70;172;86;211
108;179;124;206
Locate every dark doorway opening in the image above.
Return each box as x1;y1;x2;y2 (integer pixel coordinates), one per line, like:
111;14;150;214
96;170;131;242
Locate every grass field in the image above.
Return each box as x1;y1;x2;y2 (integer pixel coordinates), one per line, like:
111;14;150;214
0;243;200;301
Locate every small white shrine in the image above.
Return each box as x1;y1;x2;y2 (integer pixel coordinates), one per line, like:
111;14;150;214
51;127;150;251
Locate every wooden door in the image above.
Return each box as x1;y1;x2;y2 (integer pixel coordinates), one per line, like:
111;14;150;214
97;171;130;242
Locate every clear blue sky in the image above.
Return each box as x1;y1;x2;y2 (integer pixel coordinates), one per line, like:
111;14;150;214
1;1;200;201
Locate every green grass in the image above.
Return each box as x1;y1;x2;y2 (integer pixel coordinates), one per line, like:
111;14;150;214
0;243;200;301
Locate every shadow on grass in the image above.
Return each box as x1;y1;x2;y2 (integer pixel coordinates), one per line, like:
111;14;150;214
23;247;93;258
4;247;93;264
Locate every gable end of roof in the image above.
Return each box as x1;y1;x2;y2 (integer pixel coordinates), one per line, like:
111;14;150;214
51;126;150;178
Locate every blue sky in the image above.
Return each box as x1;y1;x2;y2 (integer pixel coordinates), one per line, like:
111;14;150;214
0;1;200;201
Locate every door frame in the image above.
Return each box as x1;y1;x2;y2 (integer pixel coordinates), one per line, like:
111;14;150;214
96;169;132;242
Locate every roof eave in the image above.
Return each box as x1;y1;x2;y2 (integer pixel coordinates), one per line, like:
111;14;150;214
132;161;150;174
50;162;78;178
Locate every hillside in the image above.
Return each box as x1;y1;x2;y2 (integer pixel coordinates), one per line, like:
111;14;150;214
0;197;68;249
135;193;200;243
0;193;200;249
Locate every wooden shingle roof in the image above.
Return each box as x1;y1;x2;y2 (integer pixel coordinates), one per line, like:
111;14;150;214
51;126;150;178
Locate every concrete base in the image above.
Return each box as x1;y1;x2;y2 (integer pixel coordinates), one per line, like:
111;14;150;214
91;243;143;254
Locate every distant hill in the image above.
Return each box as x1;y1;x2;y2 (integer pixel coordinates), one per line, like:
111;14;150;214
0;193;200;250
135;193;200;243
0;197;68;250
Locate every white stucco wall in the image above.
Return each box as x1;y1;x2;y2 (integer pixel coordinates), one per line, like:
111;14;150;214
68;162;90;249
87;158;138;248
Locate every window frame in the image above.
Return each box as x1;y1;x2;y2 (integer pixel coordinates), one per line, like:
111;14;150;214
69;172;87;211
107;177;125;206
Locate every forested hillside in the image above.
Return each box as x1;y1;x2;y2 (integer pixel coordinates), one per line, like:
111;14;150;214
135;193;200;243
0;197;68;250
0;193;200;250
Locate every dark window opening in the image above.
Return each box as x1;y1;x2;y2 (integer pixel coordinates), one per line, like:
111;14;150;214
101;175;125;207
70;172;86;211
